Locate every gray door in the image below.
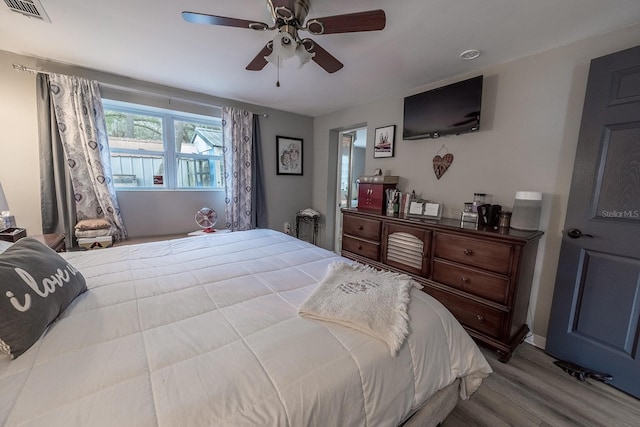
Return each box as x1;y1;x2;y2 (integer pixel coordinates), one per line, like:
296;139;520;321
546;45;640;398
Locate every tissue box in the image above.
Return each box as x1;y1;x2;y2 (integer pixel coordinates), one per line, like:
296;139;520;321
0;227;27;242
0;215;16;230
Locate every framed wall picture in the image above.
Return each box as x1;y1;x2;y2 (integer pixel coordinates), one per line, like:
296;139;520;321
373;125;395;158
277;136;303;175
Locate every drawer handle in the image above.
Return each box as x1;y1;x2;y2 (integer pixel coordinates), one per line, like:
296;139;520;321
460;276;469;283
358;245;363;250
464;248;473;256
358;226;364;231
476;314;485;323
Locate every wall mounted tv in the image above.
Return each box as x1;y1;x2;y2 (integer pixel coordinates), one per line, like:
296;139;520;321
402;75;483;140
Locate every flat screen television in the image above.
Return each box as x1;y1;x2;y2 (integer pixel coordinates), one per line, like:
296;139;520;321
402;75;483;140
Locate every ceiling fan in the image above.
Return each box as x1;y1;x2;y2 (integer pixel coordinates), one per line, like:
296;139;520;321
182;0;386;74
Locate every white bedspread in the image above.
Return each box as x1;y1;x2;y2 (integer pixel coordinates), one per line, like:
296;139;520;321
0;229;491;426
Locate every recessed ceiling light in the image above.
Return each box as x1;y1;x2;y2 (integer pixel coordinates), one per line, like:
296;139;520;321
460;49;481;60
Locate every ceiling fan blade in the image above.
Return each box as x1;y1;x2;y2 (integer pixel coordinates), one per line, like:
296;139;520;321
246;44;273;71
304;40;344;73
182;11;269;30
305;9;385;35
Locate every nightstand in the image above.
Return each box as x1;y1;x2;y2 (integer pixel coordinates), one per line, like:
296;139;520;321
33;233;67;252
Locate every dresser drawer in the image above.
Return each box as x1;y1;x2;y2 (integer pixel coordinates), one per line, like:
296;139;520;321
342;236;380;261
425;287;505;339
343;214;382;241
432;259;509;304
434;233;512;275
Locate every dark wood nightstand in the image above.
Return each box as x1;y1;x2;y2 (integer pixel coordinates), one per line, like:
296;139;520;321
32;233;67;252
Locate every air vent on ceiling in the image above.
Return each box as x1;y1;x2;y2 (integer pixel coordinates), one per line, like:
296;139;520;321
3;0;51;22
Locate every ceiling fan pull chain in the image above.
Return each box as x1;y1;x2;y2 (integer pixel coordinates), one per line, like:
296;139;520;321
276;56;281;87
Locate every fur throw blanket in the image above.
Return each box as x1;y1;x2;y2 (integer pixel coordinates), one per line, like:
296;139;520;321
299;262;422;356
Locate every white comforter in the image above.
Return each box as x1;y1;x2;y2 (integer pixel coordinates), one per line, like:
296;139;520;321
0;229;491;426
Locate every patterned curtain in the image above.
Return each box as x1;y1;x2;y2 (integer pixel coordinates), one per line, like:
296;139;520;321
222;107;254;231
48;74;127;240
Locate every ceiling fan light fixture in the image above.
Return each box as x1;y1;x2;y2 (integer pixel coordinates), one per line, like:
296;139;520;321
295;43;315;68
460;49;481;60
265;31;298;67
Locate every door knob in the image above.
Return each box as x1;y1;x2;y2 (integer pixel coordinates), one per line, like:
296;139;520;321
567;228;594;239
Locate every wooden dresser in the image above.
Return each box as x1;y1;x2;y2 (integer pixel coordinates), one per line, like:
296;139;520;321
341;208;543;362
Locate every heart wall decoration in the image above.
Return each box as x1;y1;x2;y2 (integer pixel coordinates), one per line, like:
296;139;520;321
433;145;454;179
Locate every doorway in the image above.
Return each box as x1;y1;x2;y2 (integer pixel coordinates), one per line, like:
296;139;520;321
334;127;366;252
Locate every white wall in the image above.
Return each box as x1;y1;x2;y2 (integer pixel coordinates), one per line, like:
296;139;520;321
0;54;41;235
0;50;313;238
312;24;640;343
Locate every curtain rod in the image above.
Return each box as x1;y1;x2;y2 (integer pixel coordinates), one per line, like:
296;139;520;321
11;63;268;118
12;63;50;75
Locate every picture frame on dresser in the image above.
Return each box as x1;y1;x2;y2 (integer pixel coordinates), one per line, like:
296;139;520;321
373;125;395;158
276;136;303;175
407;200;443;220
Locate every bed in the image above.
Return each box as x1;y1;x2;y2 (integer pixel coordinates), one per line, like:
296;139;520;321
0;229;491;426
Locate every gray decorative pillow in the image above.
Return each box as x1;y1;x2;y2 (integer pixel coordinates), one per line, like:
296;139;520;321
0;237;87;359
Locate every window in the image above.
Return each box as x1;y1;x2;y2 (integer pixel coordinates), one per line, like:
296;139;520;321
103;100;223;190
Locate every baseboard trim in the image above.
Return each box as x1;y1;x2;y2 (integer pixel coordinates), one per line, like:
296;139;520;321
525;334;547;350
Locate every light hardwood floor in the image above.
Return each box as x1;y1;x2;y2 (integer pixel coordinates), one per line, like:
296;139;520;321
443;343;640;427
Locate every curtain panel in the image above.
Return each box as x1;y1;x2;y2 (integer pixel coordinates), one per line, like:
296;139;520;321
37;74;77;248
222;108;266;231
43;74;127;240
251;115;267;229
222;107;253;231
